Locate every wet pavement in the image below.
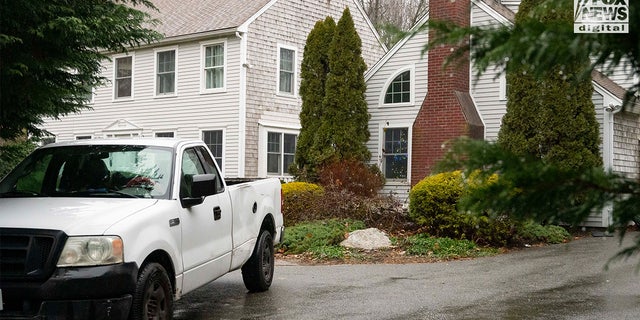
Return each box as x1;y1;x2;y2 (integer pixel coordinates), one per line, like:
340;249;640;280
174;231;640;319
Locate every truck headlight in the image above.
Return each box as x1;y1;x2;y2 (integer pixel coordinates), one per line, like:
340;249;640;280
57;236;124;267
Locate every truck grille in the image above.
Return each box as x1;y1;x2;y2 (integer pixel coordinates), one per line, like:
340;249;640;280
0;229;66;280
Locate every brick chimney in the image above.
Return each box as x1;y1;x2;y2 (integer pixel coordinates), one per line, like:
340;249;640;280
411;0;478;186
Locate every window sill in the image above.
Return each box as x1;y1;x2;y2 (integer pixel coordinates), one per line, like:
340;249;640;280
112;97;134;102
154;93;178;99
275;92;297;99
380;102;414;108
200;88;227;95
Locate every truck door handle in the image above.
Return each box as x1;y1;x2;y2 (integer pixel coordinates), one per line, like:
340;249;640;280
213;206;222;220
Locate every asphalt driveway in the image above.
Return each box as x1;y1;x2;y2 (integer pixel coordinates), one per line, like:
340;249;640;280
174;231;640;319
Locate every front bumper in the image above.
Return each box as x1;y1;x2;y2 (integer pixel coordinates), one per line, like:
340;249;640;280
1;262;137;319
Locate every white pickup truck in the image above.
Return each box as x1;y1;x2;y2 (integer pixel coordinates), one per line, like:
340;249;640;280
0;138;284;320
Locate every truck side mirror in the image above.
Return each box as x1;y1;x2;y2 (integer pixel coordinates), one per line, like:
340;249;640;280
180;174;217;208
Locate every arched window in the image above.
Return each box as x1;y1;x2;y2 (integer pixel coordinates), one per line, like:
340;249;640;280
384;70;411;104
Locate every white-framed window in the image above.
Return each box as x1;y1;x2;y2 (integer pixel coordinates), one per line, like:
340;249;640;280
155;132;175;138
114;55;133;99
267;131;297;176
155;48;177;96
277;45;296;95
201;40;226;92
384;71;411;104
381;67;414;106
202;130;224;170
382;126;410;180
75;135;92;140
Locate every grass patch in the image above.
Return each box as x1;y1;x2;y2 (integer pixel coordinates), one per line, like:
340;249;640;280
400;234;498;259
279;219;366;260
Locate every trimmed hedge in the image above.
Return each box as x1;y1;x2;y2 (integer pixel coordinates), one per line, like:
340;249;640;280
282;182;325;226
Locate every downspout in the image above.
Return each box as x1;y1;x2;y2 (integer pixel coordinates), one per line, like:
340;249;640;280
603;103;621;227
236;31;247;178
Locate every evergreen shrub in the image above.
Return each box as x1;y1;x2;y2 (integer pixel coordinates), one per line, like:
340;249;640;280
409;171;520;246
281;182;325;226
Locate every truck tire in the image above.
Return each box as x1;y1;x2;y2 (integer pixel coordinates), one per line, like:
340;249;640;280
130;262;173;320
241;229;274;292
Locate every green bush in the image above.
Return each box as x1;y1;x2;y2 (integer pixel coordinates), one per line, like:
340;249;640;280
0;139;37;178
408;171;467;237
518;221;571;244
281;182;325;226
278;219;366;256
408;171;520;246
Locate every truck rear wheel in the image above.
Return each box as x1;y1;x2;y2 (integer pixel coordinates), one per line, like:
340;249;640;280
130;262;173;320
241;229;274;292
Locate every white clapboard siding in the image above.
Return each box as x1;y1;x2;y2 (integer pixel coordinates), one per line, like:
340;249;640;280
471;2;508;141
244;0;386;176
364;23;429;202
43;36;244;177
41;0;386;180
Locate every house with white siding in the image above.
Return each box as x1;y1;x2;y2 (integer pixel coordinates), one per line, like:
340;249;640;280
41;0;386;179
365;0;639;228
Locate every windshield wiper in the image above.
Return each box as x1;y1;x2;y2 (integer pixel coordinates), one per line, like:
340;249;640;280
65;189;143;199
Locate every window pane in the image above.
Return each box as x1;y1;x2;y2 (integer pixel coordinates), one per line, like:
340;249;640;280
115;57;132;98
155;132;174;138
202;130;223;169
267;132;281;153
280;48;293;71
383;128;408;179
385;155;407;179
279;48;294;93
283;154;295;174
267;154;281;174
204;44;224;89
116;78;131;98
206;68;224;89
279;72;292;93
116;57;132;77
158;51;175;73
384;70;411;104
267;132;282;175
157;50;175;94
283;134;296;154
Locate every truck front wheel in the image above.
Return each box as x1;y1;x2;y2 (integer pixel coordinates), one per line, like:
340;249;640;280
241;229;274;292
130;262;173;320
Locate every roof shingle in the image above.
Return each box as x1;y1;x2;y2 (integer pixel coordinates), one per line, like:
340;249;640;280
142;0;272;37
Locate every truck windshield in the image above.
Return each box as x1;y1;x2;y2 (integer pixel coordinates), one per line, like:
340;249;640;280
0;145;174;199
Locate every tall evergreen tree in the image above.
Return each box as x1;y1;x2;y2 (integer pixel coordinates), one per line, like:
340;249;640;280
311;7;371;165
0;0;161;140
497;0;601;171
294;17;336;179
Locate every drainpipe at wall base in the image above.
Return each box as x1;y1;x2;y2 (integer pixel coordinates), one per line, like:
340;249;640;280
236;30;247;178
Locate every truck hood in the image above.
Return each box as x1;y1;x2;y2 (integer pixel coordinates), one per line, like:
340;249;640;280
0;197;158;235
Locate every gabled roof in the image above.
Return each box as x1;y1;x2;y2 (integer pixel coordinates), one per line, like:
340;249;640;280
142;0;273;38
